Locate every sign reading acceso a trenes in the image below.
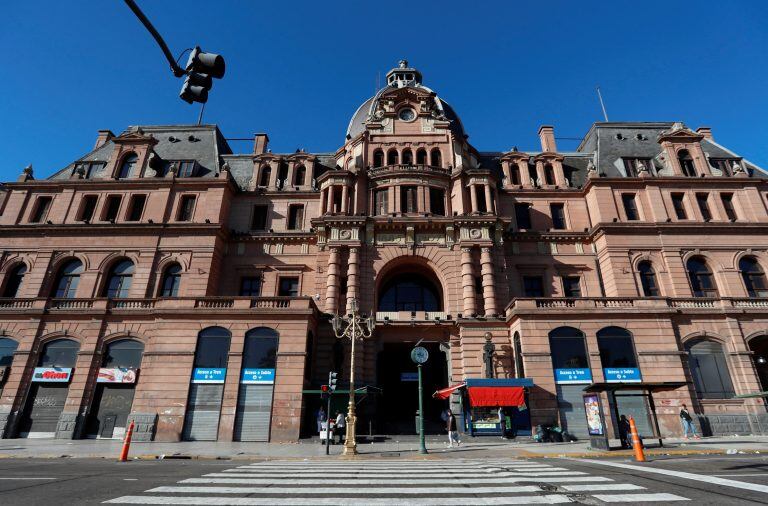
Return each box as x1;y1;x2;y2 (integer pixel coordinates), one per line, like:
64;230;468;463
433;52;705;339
192;368;226;383
555;368;592;384
241;368;275;384
32;367;73;383
603;367;642;382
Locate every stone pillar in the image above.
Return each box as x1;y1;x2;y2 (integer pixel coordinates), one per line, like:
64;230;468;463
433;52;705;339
325;247;341;313
320;189;328;215
535;161;545;187
484;184;493;214
346;247;359;313
424;187;432;214
327;186;335;214
501;161;512;187
461;247;477;316
480;247;497;315
469;185;478;213
341;185;349;213
517;160;532;188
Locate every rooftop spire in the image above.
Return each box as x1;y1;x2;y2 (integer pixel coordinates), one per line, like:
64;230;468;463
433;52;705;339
386;59;422;88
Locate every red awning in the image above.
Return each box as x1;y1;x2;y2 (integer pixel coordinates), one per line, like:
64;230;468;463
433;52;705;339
432;383;466;400
467;386;525;407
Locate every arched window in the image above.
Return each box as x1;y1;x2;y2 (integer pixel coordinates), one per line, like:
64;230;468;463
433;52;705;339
258;166;271;187
387;149;399;165
597;327;639;369
686;257;718;297
685;339;734;399
373;150;384;168
0;337;19;367
416;149;427;165
3;264;27;298
294;165;306;186
160;263;182;297
39;339;79;367
740;256;768;298
749;335;768;392
638;261;660;296
544;164;556;185
194;327;231;368
678;149;696;177
102;339;144;368
513;332;525;378
118;153;138;179
304;331;314;381
402;149;413;165
549;327;589;370
243;327;278;370
378;272;442;311
52;260;83;298
430;148;442;168
103;260;134;298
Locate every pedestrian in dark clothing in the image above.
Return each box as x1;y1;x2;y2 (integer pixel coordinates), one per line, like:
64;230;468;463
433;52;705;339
498;407;507;439
679;404;700;439
446;409;460;447
618;415;631;449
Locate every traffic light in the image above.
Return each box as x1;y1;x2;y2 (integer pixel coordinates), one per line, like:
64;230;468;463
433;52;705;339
179;46;226;104
320;384;329;400
328;371;338;392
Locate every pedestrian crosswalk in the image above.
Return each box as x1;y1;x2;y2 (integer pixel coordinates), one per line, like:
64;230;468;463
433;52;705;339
104;458;690;505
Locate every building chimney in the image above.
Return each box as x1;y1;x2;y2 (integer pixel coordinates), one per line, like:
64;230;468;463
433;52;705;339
254;133;270;155
696;127;713;141
538;125;556;152
94;130;114;149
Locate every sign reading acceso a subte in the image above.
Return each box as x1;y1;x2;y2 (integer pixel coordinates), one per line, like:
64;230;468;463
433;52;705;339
555;368;592;384
603;367;642;382
241;368;275;384
32;367;73;383
192;368;226;384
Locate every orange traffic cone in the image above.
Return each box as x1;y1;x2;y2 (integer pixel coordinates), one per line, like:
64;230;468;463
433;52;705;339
628;416;646;462
119;421;135;462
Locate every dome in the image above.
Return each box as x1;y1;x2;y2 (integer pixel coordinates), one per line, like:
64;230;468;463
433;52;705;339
345;61;466;139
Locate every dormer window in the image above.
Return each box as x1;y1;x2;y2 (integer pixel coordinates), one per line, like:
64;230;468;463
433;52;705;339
74;161;106;178
177;160;197;178
118;153;138;179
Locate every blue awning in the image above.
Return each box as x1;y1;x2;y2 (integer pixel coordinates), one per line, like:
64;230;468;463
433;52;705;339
465;378;534;387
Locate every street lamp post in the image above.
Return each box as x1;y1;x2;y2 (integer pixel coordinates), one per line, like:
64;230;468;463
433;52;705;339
331;298;375;456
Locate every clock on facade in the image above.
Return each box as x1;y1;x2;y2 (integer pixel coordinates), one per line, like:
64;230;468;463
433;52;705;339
398;108;416;122
411;346;429;364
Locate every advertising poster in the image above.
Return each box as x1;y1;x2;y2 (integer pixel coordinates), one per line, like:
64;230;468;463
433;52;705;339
31;367;73;383
97;367;137;384
583;393;604;436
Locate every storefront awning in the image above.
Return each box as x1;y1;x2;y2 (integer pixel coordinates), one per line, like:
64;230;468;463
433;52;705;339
432;383;466;400
582;381;687;393
467;386;525;407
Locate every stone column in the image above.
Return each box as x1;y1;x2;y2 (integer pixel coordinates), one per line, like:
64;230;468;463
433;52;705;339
341;184;349;213
320;189;328;215
461;247;477;316
501;161;512;187
535;161;545;187
346;247;359;314
469;185;478;213
480;247;497;315
484;184;493;214
325;247;340;313
326;186;335;214
517;160;532;188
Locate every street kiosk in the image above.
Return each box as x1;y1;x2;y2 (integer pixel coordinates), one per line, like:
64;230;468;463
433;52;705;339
460;378;533;437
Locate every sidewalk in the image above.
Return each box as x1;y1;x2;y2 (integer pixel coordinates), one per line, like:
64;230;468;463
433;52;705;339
0;435;766;460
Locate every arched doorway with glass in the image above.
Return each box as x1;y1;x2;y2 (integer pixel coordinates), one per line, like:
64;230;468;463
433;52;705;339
749;335;768;393
182;327;231;441
86;339;144;439
19;338;80;438
234;327;278;441
549;327;592;438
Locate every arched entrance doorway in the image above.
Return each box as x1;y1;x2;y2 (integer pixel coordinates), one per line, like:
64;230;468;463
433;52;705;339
749;335;768;392
374;265;449;434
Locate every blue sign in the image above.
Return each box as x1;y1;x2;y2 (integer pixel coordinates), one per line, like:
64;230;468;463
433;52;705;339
192;368;226;384
604;367;642;383
555;368;592;384
241;368;275;384
400;372;418;382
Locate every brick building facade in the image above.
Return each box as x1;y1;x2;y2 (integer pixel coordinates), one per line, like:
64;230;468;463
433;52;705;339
0;61;767;442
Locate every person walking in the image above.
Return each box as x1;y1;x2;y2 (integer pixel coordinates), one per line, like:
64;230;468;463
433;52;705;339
618;414;631;449
335;411;346;444
446;409;460;447
679;404;700;439
498;406;507;439
316;406;327;435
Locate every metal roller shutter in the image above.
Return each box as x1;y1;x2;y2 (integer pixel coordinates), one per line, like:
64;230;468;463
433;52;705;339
234;384;273;441
556;384;589;438
613;392;654;438
182;384;224;441
21;384;69;437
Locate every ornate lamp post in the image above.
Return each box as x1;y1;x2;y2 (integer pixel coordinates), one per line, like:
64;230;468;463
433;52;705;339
483;332;496;379
331;298;375;456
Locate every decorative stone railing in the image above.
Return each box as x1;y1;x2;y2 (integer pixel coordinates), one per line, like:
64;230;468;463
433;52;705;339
0;298;36;309
508;296;768;314
0;296;316;313
376;311;451;322
110;299;156;310
49;298;95;310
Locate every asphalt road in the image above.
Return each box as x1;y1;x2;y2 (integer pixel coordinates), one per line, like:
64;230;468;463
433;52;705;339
0;454;765;505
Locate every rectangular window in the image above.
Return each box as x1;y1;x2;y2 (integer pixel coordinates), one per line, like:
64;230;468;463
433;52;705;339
77;195;98;222
177;161;197;178
622;193;639;221
374;189;389;216
562;276;582;297
278;277;299;297
622;158;651;177
475;186;488;213
710;158;738;176
429;188;445;216
30;196;53;223
671;193;687;219
523;276;544;297
400;186;417;213
126;194;146;222
103;195;122;222
287;205;304;230
696;193;712;221
239;277;261;297
177;195;196;221
550;203;566;230
515;203;532;230
251;205;268;230
76;161;106;178
721;193;738;221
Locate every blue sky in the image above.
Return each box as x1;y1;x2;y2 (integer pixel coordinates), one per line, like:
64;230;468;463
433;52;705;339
1;1;767;179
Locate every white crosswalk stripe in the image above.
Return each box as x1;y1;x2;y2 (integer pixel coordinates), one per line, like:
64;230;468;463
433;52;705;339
103;458;690;505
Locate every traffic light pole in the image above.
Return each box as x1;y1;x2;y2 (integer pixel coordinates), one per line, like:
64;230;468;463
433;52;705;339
325;388;332;456
122;0;186;77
